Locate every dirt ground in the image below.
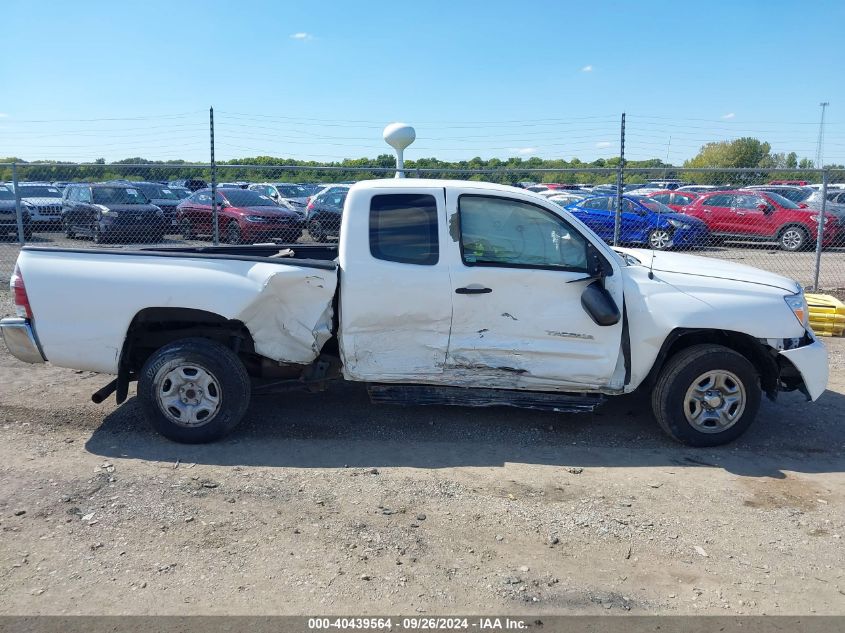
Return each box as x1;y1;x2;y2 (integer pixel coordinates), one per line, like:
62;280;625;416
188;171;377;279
0;315;844;615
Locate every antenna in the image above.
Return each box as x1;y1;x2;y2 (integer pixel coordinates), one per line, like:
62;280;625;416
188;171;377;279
383;122;416;178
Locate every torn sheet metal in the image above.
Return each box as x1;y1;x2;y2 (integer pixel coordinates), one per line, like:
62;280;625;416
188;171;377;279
237;270;336;365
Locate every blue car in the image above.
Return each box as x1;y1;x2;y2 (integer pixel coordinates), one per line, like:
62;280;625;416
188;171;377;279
563;194;710;250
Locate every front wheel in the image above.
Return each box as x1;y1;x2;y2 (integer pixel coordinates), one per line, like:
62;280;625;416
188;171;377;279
779;226;810;252
138;338;251;443
226;222;243;245
651;344;761;447
180;218;194;240
647;228;673;250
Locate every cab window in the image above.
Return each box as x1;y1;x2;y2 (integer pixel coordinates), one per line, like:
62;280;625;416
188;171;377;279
458;195;588;272
369;194;439;265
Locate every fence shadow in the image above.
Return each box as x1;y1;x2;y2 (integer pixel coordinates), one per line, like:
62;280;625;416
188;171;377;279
85;381;845;478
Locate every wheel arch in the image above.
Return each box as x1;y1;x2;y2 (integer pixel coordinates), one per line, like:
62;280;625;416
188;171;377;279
118;307;256;403
642;328;779;400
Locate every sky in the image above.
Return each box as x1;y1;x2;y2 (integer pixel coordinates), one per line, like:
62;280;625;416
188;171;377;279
2;0;845;165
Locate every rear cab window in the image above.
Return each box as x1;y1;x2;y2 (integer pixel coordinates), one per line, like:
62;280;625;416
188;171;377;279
369;194;439;265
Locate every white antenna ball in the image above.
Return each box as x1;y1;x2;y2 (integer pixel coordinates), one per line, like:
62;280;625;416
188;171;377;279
383;123;416;150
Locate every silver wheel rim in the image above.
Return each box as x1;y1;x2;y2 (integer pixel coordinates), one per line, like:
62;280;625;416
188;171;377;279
650;230;671;249
782;229;803;250
310;220;322;238
154;362;222;427
683;370;746;433
228;225;240;243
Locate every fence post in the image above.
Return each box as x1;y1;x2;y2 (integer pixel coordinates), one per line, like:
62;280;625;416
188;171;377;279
812;168;828;291
210;106;219;246
12;163;25;245
613;113;625;246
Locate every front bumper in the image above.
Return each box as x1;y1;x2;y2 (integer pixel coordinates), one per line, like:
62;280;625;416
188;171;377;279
779;337;828;401
0;318;46;364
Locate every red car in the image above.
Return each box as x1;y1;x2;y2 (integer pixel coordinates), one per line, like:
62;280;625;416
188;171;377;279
176;188;304;244
680;190;838;251
645;190;701;212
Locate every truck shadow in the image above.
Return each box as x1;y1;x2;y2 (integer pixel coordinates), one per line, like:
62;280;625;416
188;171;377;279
84;381;845;478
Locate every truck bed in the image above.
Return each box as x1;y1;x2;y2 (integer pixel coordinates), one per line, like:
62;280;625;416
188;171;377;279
17;245;340;373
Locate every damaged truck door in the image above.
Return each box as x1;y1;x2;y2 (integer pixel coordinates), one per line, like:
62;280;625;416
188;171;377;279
443;189;626;391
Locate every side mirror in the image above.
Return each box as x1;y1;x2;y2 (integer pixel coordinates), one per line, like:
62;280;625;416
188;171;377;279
581;281;621;326
757;203;771;213
798;202;808;209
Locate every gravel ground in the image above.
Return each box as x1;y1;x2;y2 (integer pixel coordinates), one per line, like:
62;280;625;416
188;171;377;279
0;318;843;615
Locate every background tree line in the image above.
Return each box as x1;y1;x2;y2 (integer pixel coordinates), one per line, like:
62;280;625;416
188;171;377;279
1;137;843;184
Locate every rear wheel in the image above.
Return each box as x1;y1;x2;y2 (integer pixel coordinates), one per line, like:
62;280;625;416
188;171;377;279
308;219;326;242
138;338;251;443
651;344;761;447
64;219;75;239
779;225;810;252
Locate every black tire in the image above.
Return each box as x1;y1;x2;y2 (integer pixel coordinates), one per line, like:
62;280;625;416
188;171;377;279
23;227;33;241
64;219;75;239
92;221;104;244
647;227;673;250
226;222;243;245
180;218;194;240
651;344;761;447
138;338;251;444
308;219;326;243
778;225;810;252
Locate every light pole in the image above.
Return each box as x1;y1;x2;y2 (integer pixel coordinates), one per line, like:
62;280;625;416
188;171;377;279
815;102;829;169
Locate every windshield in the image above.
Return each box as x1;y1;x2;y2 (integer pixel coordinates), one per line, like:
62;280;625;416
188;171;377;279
135;183;181;200
171;187;191;199
637;198;674;215
92;187;149;205
222;189;276;207
299;184;322;196
765;192;800;209
276;184;308;197
19;185;62;198
0;185;14;200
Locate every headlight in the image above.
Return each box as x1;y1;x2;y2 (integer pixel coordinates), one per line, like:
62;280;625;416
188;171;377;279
784;292;809;328
245;215;269;222
94;204;112;215
667;218;691;229
809;215;829;224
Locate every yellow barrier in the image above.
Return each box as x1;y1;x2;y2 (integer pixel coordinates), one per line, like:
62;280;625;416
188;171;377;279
806;293;845;337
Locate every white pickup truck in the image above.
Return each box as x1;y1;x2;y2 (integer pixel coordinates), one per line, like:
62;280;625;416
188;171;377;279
1;179;828;446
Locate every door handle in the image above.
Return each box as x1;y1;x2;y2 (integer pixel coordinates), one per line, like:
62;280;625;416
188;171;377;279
455;286;492;295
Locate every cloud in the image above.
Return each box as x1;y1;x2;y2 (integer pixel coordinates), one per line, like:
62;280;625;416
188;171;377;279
290;32;312;40
512;147;537;155
721;112;735;119
581;65;593;72
0;113;8;118
595;141;612;149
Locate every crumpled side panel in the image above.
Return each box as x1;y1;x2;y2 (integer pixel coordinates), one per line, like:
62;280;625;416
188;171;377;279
237;270;336;365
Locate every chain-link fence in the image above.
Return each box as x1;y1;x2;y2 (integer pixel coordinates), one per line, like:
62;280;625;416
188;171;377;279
1;163;844;295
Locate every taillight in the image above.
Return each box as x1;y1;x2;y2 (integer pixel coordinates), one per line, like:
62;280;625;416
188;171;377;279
11;263;33;319
306;199;315;213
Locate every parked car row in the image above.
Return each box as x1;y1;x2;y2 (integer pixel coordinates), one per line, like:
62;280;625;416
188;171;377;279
3;178;843;252
526;181;843;252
